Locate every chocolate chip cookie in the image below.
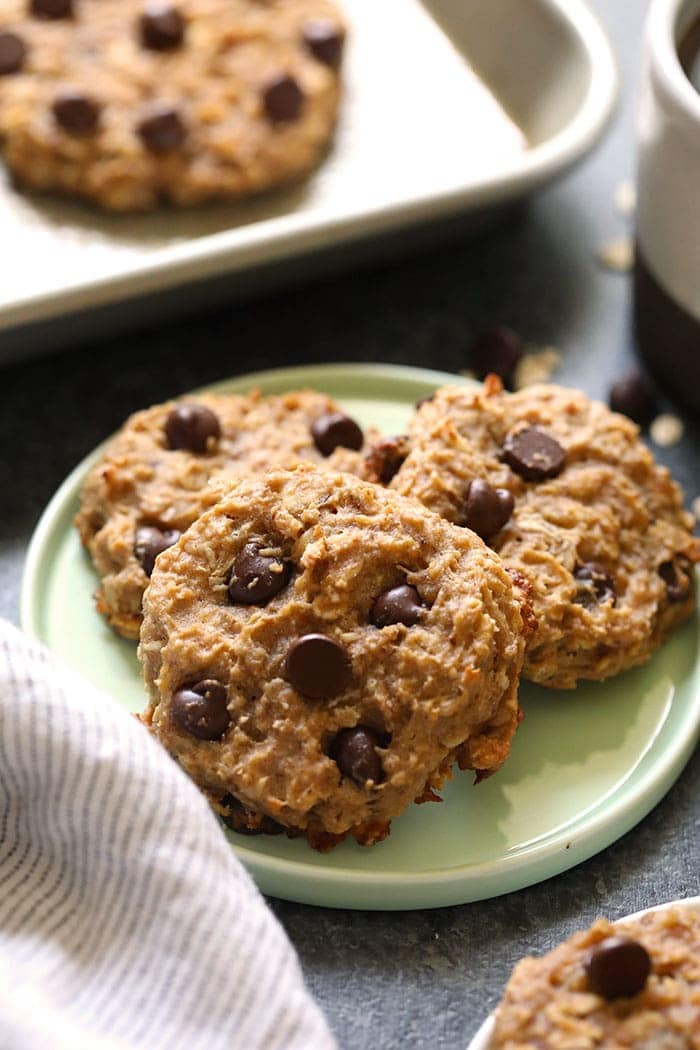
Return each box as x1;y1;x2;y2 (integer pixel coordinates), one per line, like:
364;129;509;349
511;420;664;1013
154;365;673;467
0;0;344;209
491;906;700;1048
376;376;698;688
138;466;531;850
75;389;374;639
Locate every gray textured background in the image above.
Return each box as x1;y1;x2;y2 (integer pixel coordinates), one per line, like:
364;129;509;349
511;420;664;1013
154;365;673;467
2;2;699;1047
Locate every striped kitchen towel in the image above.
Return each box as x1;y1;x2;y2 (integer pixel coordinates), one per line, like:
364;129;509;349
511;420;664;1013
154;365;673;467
0;619;336;1050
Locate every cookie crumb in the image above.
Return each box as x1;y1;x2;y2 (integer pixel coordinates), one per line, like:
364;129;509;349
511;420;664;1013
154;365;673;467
614;179;636;217
650;413;684;447
512;347;561;390
598;237;634;272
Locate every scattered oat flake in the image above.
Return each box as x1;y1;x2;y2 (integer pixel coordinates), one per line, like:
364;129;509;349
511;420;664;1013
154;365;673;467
598;237;634;272
691;495;700;521
614;179;637;217
513;347;561;390
650;413;684;447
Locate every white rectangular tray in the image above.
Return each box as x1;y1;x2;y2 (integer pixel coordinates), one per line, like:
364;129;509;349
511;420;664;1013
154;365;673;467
1;0;615;357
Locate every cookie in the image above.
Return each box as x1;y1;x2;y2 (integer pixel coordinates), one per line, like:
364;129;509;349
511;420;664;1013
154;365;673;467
75;389;375;639
373;376;698;688
0;0;344;210
138;465;531;850
491;906;700;1047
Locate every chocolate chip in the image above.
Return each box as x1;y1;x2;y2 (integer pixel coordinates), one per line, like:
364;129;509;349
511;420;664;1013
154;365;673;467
285;634;351;698
502;427;565;481
586;936;651;1000
171;679;230;740
332;727;382;786
659;558;692;602
365;435;410;484
31;0;72;18
140;1;185;50
164;402;220;451
0;32;26;75
228;543;292;604
609;370;657;426
134;525;181;577
303;19;344;66
221;795;284;836
311;412;363;456
574;562;616;607
263;74;304;122
463;479;514;540
137;104;186;153
469;327;522;386
52;91;100;135
371;584;424;628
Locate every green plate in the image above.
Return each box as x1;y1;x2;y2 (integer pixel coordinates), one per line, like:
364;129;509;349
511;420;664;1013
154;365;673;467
20;364;700;911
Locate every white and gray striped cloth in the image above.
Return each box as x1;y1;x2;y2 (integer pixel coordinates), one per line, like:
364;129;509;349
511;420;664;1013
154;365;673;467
0;619;335;1050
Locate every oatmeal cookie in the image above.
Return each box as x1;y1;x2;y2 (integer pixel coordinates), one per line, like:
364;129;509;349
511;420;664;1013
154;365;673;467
492;905;700;1048
0;0;344;210
375;377;698;688
76;389;374;639
138;465;531;849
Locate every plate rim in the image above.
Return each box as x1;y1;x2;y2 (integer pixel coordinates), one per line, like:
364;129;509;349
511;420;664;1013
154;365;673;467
20;362;700;911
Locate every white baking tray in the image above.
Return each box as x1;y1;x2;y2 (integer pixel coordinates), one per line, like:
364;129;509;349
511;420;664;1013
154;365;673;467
1;0;616;356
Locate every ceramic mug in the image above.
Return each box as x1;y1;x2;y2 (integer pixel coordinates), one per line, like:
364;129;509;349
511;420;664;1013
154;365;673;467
636;0;700;414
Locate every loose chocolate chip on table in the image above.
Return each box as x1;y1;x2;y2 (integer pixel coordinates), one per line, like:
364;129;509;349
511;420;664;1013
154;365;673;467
659;558;692;602
263;74;304;122
164;402;220;451
574;562;616;606
463;479;514;540
365;435;410;484
228;543;292;604
609;369;657;426
31;0;72;18
171;679;230;740
52;91;100;135
501;427;566;481
0;32;26;75
469;327;522;386
332;727;382;786
285;634;351;698
586;936;651;1000
371;584;424;628
311;412;363;456
134;525;181;577
137;104;186;153
303;19;344;66
140;1;185;50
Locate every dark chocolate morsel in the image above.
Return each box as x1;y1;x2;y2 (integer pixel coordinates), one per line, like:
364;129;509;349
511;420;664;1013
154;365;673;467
586;936;651;1000
140;1;185;50
164;402;220;451
371;584;424;628
170;679;230;740
365;435;410;484
0;32;26;75
285;634;351;698
302;19;344;66
332;726;382;786
263;74;304;122
609;370;657;426
573;562;616;607
52;91;100;135
469;327;522;386
31;0;72;18
311;412;363;456
501;426;566;481
134;525;181;577
137;104;186;153
659;558;692;602
463;479;514;539
228;543;292;604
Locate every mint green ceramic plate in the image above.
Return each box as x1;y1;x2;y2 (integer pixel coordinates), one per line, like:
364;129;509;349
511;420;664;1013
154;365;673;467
21;364;700;911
